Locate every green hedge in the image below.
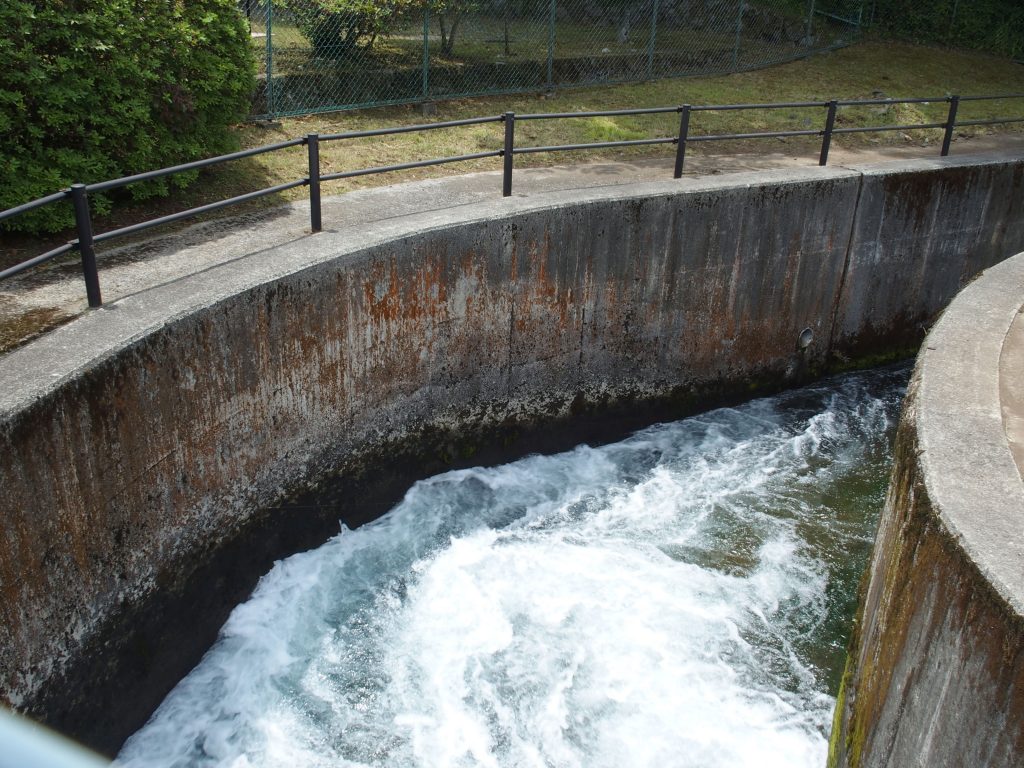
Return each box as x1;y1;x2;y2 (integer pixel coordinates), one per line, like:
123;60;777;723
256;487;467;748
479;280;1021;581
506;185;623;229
0;0;256;234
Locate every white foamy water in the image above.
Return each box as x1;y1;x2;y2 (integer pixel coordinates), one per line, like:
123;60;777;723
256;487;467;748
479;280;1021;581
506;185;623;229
117;366;907;768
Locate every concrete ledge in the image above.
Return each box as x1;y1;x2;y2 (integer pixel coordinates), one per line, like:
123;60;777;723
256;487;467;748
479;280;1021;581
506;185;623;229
2;155;1023;755
829;253;1024;767
921;256;1024;619
832;153;1024;355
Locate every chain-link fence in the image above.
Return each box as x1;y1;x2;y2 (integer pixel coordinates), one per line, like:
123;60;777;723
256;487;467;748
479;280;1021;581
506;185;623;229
241;0;1022;119
243;0;866;118
863;0;1024;61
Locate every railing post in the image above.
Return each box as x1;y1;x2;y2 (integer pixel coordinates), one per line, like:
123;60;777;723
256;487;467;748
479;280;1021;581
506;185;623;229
503;112;515;197
941;94;960;157
819;99;837;166
70;184;102;308
307;133;322;232
673;104;691;179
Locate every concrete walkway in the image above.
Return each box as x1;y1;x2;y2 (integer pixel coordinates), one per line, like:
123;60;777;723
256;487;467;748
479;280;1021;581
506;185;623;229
2;132;1024;352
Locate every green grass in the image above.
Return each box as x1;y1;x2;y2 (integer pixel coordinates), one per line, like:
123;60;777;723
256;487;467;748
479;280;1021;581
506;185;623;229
243;41;1024;192
2;41;1023;271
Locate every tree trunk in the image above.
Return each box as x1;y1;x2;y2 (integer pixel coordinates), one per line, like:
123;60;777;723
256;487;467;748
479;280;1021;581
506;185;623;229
617;9;632;44
441;12;462;56
438;15;451;54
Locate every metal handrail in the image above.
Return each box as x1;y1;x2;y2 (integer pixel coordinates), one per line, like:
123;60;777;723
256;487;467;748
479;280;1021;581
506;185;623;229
86;139;307;195
320;114;504;141
0;242;76;281
320;150;503;182
0;191;69;225
836;96;947;106
92;179;310;244
691;100;826;111
514;137;676;154
2;93;1022;308
687;128;822;142
517;106;680;120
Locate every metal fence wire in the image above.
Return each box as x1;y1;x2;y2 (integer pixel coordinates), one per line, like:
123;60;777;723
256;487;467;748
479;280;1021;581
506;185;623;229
863;0;1024;62
244;0;867;118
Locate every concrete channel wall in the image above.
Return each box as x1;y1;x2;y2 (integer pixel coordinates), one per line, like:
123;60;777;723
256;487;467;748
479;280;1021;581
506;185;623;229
1;154;1022;755
828;252;1024;768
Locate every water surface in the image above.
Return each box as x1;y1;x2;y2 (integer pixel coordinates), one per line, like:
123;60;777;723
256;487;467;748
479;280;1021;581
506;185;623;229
117;365;908;768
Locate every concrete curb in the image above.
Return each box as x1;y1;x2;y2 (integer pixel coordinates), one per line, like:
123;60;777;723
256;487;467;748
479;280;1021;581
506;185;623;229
0;166;858;414
917;254;1024;619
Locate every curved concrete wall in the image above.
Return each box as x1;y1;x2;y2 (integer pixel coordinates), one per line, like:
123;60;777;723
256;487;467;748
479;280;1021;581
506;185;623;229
829;252;1024;768
1;154;1022;754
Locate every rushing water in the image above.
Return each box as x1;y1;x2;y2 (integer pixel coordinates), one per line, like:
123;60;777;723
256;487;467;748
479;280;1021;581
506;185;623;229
117;366;908;768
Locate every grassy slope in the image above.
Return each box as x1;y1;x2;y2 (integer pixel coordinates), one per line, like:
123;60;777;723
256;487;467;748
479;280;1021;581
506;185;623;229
240;41;1024;197
2;41;1023;267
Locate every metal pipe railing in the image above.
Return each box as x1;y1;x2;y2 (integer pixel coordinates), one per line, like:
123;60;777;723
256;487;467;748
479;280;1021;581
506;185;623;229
513;137;676;154
320;115;503;141
835;96;948;107
691;101;825;111
958;93;1024;102
0;191;69;225
517;106;680;120
832;121;949;135
0;242;75;281
686;128;822;142
86;139;306;194
957;117;1024;127
320;151;503;182
92;179;309;245
2;93;1021;307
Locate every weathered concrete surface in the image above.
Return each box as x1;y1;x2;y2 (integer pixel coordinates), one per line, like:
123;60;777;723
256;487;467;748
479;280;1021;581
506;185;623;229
828;253;1024;768
832;155;1024;358
5;135;1024;337
1000;310;1024;478
0;155;1022;754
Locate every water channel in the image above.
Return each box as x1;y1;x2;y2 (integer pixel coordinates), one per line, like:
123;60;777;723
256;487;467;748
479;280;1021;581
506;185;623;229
116;364;909;768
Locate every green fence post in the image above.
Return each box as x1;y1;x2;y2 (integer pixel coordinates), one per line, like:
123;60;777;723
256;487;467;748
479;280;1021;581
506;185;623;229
422;6;430;101
546;0;556;90
265;0;274;117
646;0;660;80
731;0;743;70
805;0;815;49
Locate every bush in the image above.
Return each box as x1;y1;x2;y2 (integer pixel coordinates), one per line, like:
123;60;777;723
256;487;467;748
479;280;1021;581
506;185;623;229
283;0;417;58
0;0;256;234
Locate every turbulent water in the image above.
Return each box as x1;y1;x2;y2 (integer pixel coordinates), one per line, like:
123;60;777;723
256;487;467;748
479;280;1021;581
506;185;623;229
117;366;908;768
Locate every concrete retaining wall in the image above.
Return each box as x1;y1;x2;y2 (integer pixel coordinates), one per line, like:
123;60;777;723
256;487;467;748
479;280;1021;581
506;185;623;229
1;154;1022;754
828;252;1024;768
